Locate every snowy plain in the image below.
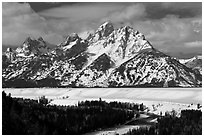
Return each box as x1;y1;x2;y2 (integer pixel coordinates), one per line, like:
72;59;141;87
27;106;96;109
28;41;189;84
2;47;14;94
3;88;201;114
3;88;201;104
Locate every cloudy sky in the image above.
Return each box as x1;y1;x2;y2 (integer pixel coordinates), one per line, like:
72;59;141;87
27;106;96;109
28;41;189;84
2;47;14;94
2;2;202;58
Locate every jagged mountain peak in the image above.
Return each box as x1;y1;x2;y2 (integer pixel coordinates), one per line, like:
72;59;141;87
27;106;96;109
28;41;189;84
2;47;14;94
23;37;40;47
97;21;114;33
59;33;82;47
24;36;32;42
92;21;114;40
2;22;202;88
116;25;147;41
67;33;80;41
37;36;45;42
6;47;13;52
15;36;50;56
86;22;153;66
16;37;38;54
54;33;89;59
118;25;134;31
23;36;37;43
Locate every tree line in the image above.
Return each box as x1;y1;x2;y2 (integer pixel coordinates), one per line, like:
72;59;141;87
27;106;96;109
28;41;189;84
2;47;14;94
2;91;135;135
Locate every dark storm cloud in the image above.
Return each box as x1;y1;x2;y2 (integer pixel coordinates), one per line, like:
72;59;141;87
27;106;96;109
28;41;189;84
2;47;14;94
144;2;201;19
30;2;201;19
29;2;77;12
2;2;202;58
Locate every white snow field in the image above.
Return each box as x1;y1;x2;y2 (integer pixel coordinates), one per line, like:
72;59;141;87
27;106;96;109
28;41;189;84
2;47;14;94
3;88;201;104
3;88;201;114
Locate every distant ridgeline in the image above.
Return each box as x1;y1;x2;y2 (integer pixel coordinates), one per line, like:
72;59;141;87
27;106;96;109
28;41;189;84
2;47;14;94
2;22;202;88
2;91;202;135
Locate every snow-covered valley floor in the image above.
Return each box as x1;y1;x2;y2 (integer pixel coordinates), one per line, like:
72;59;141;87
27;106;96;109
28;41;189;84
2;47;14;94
3;88;201;103
3;88;202;115
3;88;202;135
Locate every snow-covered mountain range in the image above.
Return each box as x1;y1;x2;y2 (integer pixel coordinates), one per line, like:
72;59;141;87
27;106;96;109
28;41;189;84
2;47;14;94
2;22;202;88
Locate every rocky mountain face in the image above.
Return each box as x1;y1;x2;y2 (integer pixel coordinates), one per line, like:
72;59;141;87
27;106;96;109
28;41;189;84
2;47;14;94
109;49;201;87
2;22;202;88
15;37;51;57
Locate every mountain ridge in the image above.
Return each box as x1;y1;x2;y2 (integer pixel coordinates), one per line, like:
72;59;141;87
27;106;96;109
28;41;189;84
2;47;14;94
2;21;202;88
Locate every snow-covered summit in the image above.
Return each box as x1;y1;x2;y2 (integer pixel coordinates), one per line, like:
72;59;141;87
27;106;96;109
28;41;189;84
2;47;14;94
86;22;153;66
89;21;114;42
97;21;114;37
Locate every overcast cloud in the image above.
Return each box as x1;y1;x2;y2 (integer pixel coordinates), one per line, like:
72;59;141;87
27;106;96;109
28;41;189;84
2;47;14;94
2;2;202;58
